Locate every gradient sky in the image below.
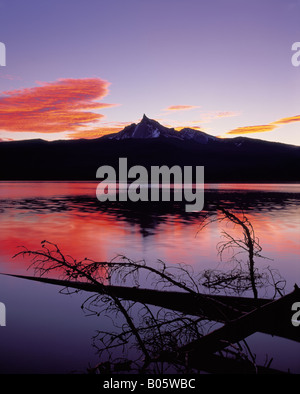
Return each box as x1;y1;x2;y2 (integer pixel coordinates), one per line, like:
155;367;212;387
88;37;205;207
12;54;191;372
0;0;299;145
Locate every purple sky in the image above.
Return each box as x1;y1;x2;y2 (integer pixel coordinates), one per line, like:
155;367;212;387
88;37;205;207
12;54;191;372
0;0;299;144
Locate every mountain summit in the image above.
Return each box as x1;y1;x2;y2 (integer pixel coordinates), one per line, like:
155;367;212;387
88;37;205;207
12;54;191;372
103;115;218;144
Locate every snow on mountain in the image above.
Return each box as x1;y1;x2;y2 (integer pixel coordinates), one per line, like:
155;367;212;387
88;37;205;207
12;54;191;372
103;114;219;144
177;128;218;144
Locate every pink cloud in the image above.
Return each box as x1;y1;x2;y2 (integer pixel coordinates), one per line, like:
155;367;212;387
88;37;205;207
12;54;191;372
0;78;117;134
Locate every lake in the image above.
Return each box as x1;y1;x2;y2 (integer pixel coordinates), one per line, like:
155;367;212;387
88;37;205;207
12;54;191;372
0;182;299;373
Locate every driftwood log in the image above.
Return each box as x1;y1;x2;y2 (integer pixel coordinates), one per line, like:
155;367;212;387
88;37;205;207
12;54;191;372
2;273;299;344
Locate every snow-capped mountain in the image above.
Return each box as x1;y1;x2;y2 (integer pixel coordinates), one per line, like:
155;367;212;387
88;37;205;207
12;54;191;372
177;127;218;144
104;114;218;144
1;113;300;182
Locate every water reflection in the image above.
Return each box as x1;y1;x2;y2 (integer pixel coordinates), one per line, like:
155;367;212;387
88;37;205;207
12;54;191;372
1;182;300;213
0;182;299;373
0;182;299;287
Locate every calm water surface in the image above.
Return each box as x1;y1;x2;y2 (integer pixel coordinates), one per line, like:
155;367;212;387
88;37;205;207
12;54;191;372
0;182;299;373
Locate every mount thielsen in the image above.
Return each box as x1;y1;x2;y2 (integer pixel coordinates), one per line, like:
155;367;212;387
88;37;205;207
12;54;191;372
0;114;299;182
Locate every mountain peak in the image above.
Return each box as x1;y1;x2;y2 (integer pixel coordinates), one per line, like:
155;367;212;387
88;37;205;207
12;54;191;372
103;115;218;143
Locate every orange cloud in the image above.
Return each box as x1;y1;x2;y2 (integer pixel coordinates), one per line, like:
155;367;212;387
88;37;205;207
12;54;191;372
226;114;300;136
0;78;116;134
272;115;300;125
69;126;125;139
226;124;277;135
165;105;200;111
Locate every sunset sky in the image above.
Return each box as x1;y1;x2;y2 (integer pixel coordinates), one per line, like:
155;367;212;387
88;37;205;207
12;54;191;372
0;0;299;145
